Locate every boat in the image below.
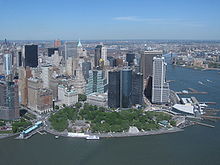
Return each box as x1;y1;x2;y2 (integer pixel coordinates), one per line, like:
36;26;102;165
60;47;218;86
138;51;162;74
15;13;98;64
86;135;100;140
198;81;204;85
55;136;59;139
207;79;212;82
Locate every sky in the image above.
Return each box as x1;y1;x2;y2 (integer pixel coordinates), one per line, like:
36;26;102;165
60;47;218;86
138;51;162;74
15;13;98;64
0;0;220;40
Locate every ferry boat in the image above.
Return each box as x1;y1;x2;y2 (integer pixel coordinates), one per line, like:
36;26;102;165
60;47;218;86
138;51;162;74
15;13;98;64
86;135;100;140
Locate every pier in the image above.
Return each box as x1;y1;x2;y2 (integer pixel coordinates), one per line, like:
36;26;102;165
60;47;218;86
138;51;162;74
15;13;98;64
201;115;220;120
194;122;215;128
176;88;208;95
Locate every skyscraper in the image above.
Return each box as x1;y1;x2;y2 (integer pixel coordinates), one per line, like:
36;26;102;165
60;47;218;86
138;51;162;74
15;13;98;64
85;70;107;95
132;72;143;105
3;54;12;75
120;68;132;108
126;53;135;66
48;48;59;57
54;39;62;48
23;45;38;68
152;57;170;104
108;70;120;108
0;80;19;120
65;42;77;60
140;50;162;79
94;44;107;69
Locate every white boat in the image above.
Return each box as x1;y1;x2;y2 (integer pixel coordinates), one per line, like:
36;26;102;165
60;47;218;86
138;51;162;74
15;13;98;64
198;81;204;85
55;136;59;139
86;135;100;140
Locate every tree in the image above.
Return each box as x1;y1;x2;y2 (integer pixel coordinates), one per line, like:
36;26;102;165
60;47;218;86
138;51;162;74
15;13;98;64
78;94;87;102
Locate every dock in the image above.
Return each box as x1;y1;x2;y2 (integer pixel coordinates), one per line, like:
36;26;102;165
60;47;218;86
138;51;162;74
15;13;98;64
176;88;208;95
201;115;220;120
194;122;215;128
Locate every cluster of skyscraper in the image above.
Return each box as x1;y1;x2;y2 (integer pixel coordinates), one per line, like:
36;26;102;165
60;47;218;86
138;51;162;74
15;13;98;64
0;39;170;120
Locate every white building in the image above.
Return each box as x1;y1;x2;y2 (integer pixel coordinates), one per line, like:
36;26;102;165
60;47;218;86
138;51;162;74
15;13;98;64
41;65;50;89
101;46;108;66
87;93;107;107
57;85;78;106
152;57;170;104
3;54;12;75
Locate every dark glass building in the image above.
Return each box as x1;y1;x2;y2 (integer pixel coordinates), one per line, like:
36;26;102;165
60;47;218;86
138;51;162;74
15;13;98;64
94;45;102;68
126;53;135;66
120;68;132;108
108;71;120;108
144;76;153;101
107;56;116;67
48;48;59;57
18;51;22;67
24;45;38;68
82;62;91;82
0;81;19;120
132;72;143;105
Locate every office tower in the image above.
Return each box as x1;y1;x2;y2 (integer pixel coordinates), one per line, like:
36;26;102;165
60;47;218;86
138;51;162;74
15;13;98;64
144;76;153;101
18;51;22;67
77;40;84;57
82;62;91;82
52;50;62;67
120;68;132;108
140;50;162;79
58;85;78;106
126;53;135;66
54;39;62;48
132;72;143;105
152;57;170;104
94;44;107;69
48;48;59;57
3;54;12;75
28;77;53;114
74;67;86;94
65;42;77;60
85;70;107;95
0;80;19;120
108;70;120;108
18;67;32;106
23;45;38;68
41;65;51;89
107;56;116;67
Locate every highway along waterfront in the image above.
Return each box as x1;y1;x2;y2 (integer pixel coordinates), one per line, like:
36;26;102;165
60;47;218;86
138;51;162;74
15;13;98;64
0;62;220;165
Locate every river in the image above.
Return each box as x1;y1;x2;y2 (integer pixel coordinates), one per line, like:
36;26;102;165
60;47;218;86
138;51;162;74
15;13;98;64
0;59;219;165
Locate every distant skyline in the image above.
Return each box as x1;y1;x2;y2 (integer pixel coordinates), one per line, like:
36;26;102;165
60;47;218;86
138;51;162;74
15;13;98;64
0;0;220;40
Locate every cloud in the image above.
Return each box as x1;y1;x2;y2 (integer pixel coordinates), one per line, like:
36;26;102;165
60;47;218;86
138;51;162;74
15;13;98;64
113;16;205;27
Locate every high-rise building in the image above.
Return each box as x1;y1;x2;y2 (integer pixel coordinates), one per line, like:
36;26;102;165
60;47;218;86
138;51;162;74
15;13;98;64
23;45;38;68
27;77;53;114
57;85;78;106
82;62;91;82
108;69;143;108
152;57;170;104
3;54;12;75
107;56;116;67
140;50;162;79
54;39;62;48
120;68;132;108
132;72;143;105
126;53;135;66
48;48;59;57
18;51;22;67
65;42;77;60
144;76;153;101
85;70;107;95
108;70;120;108
0;80;19;120
94;44;107;69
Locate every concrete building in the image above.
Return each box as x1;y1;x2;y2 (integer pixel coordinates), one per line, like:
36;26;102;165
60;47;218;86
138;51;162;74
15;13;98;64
94;44;107;69
54;39;62;48
87;93;107;107
141;50;162;79
27;77;53;114
0;80;19;120
57;85;78;106
152;57;170;104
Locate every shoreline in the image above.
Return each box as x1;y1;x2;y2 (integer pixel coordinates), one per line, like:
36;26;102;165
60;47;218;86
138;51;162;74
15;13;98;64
43;127;184;139
173;64;220;71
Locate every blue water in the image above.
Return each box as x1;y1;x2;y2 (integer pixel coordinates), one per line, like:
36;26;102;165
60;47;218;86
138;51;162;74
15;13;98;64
0;62;219;165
